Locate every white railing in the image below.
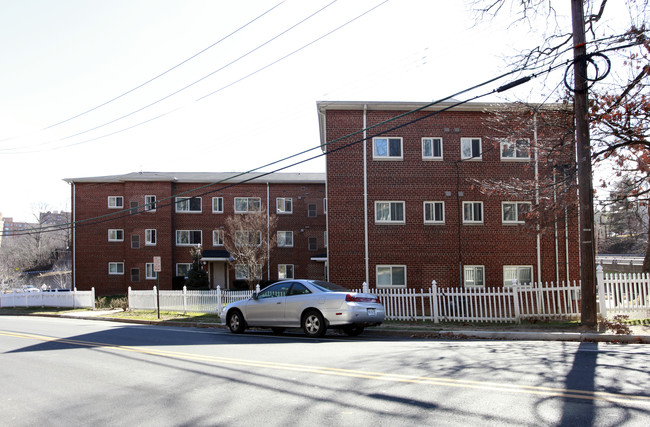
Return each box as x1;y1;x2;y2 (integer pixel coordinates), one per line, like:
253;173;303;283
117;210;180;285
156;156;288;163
598;266;650;319
128;286;258;314
0;288;95;309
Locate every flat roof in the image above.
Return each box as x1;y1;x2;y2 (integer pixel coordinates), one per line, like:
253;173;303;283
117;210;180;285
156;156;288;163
64;171;326;184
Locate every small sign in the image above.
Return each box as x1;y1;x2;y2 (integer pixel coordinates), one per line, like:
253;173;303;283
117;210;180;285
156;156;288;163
153;256;162;272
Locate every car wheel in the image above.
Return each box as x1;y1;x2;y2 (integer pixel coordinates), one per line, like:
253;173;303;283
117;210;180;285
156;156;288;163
271;328;285;335
302;310;326;338
227;310;246;334
343;325;364;336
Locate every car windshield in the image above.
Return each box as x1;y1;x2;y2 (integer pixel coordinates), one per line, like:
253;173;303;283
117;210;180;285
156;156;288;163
309;280;350;293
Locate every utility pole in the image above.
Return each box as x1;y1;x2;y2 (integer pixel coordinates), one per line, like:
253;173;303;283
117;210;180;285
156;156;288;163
571;0;597;328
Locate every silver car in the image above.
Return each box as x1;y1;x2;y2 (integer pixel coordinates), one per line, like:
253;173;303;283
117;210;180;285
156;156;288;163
221;279;385;337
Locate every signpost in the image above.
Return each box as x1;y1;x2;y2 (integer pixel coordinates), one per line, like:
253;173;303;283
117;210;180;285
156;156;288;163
153;256;162;319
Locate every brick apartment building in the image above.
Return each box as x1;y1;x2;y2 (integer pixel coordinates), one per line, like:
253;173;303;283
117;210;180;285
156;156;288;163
318;101;580;290
65;172;327;295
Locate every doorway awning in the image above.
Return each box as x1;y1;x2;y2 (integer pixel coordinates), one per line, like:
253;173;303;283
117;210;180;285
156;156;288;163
201;249;230;262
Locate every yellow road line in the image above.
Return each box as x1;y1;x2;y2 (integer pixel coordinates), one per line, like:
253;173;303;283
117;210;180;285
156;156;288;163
2;330;649;404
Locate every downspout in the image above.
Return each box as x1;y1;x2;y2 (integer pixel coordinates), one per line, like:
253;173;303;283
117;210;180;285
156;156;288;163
534;112;542;284
553;172;560;284
363;104;370;285
565;203;570;283
267;182;271;281
72;182;76;290
320;108;330;281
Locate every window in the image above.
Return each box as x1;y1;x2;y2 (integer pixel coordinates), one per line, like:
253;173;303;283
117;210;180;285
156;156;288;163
278;264;294;280
422;137;443;160
108;196;123;209
145;263;158;280
308;237;317;251
323;198;327;214
176;230;202;246
308;204;317;218
235;230;261;247
255;281;290;298
502;202;531;224
461;138;482;160
324;231;328;248
288;283;311;296
234;197;261;213
464;265;485;287
375;201;405;224
176;197;202;213
212;197;224;213
504;266;533;286
145;229;157;246
373;137;403;160
131;268;140;282
235;264;262;280
276;197;293;214
463;202;483;224
213;230;224;246
108;229;124;242
108;262;124;275
277;231;293;247
376;265;406;288
145;195;157;212
500;139;531;160
131;235;140;249
176;263;192;277
423;202;445;224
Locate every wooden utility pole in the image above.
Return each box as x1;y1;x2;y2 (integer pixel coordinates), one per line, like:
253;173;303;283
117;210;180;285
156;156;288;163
571;0;597;328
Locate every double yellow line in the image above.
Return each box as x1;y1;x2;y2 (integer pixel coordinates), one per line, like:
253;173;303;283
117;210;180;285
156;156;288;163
3;330;649;405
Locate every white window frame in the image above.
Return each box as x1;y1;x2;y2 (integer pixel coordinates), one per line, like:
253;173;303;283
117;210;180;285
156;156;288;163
373;137;403;160
423;201;445;224
277;231;294;248
213;230;224;246
176;263;192;277
375;201;405;224
278;264;294;280
500;138;531;161
463;201;484;224
145;263;158;280
234;197;261;213
108;229;124;242
503;265;533;286
502;201;531;224
212;197;224;214
108;262;124;275
422;137;443;160
460;138;482;160
276;197;293;214
108;196;123;209
144;195;157;212
176;230;202;246
145;229;157;246
464;265;485;287
175;197;202;213
376;265;407;288
324;231;328;248
323;198;327;214
235;230;262;247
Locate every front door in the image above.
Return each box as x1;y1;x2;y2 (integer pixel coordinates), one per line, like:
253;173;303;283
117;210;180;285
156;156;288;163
209;262;227;289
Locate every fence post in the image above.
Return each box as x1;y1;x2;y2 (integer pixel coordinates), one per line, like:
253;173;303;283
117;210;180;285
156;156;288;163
217;285;222;315
183;286;188;314
153;286;158;311
432;281;439;323
363;282;369;293
597;264;607;319
512;284;521;324
127;286;132;311
256;284;260;293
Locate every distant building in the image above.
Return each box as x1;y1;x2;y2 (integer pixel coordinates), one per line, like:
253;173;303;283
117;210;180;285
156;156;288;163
0;215;32;247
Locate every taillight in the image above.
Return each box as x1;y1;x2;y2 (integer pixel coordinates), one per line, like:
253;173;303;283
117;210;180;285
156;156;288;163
346;294;380;303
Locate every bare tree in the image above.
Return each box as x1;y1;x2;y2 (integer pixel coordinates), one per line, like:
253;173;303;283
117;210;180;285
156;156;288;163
222;210;278;290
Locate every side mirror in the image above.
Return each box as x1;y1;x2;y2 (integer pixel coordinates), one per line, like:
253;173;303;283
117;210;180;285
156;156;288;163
251;292;258;300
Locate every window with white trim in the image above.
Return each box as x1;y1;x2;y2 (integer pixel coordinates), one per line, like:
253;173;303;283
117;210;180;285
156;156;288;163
108;262;124;275
375;201;405;224
145;263;158;280
504;266;533;286
278;264;294;280
502;202;531;224
108;229;124;242
463;201;483;224
145;229;157;246
235;230;261;247
176;197;202;213
373;137;403;160
500;139;531;160
212;197;224;213
234;197;261;213
460;138;482;160
423;201;445;224
464;265;485;287
235;264;262;280
176;263;192;277
277;231;293;247
213;230;224;246
323;198;327;214
108;196;123;209
376;265;406;288
324;231;328;248
422;137;443;160
145;195;157;212
176;230;202;246
276;198;292;214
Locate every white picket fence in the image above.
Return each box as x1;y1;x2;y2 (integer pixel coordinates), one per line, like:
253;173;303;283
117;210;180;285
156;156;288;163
598;266;650;319
128;286;258;314
0;288;95;309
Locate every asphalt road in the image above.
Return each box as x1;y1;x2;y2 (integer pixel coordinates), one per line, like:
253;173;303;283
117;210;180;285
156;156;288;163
1;316;649;426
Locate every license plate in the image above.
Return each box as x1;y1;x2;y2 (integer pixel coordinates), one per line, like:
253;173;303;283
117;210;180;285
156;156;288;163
367;308;376;316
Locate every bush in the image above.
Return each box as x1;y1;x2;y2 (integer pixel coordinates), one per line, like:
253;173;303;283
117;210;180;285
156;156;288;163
96;295;128;311
600;314;631;335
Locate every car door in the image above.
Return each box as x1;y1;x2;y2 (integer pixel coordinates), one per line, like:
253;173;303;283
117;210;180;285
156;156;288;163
243;282;291;326
283;282;314;327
